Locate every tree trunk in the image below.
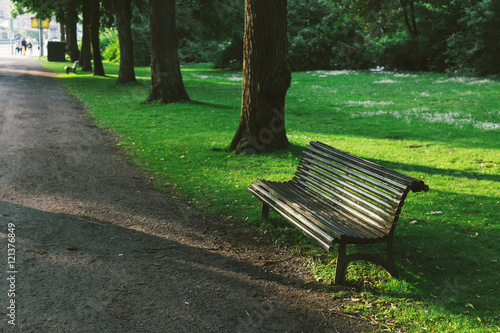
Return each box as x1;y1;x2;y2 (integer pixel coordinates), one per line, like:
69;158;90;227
79;0;93;72
400;0;418;38
65;8;80;63
145;0;189;104
90;0;105;76
227;0;291;154
113;0;137;84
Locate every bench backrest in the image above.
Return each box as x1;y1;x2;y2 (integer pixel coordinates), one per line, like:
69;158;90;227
293;141;428;240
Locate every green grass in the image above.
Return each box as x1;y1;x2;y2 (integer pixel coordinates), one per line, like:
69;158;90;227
41;60;499;332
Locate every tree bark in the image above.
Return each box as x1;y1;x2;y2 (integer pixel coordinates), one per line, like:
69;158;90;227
145;0;189;104
90;0;105;76
65;8;80;63
227;0;291;154
80;0;93;72
113;0;137;84
400;0;418;38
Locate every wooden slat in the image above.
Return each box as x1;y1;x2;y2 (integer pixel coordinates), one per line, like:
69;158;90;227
310;141;429;192
296;169;397;221
296;165;399;213
257;180;346;238
250;182;336;243
294;178;391;237
303;149;407;195
299;156;404;202
258;180;363;238
296;173;392;225
260;180;385;239
248;187;333;251
306;146;409;191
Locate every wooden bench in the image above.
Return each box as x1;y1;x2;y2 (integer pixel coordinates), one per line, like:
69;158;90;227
249;141;428;284
64;61;79;74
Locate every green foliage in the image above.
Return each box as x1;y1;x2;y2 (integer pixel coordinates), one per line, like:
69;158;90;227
176;0;244;65
213;34;243;69
178;39;219;64
100;29;120;63
42;60;500;332
285;0;500;74
287;1;373;70
131;23;151;67
446;0;500;76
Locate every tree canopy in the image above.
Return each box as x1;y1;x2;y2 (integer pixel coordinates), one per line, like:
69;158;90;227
11;0;499;76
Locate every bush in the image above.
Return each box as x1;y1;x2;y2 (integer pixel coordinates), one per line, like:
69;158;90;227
212;34;243;69
287;1;373;71
446;0;500;76
131;24;151;67
178;38;219;65
100;29;120;63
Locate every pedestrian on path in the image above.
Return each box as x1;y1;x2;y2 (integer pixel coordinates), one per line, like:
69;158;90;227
21;38;27;56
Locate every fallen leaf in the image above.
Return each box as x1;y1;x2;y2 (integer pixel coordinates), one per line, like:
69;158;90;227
111;313;127;320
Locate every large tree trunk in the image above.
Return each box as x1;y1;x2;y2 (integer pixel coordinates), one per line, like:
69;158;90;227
90;0;105;76
113;0;137;84
145;0;189;104
65;8;80;63
79;0;92;72
227;0;291;154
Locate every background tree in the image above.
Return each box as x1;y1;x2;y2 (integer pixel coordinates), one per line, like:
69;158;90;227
228;0;291;154
64;6;80;62
112;0;136;84
79;0;92;72
89;0;105;76
11;0;81;62
145;0;189;104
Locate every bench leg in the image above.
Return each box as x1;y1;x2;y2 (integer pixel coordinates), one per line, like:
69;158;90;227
385;234;399;278
260;203;270;221
334;243;349;284
334;237;399;284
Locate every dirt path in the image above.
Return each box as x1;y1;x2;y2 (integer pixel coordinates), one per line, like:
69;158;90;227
0;57;366;332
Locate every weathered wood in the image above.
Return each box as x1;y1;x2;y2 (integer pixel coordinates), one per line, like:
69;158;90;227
248;141;428;284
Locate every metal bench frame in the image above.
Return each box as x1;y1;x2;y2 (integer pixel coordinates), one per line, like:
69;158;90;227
65;61;79;74
249;141;428;284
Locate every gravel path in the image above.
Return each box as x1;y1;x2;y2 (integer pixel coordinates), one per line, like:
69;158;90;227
0;57;365;333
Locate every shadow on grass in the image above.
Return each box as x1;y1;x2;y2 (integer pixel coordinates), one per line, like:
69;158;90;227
185;100;237;110
367;157;500;183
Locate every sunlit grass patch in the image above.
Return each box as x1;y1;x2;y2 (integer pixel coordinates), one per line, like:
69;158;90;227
41;60;500;332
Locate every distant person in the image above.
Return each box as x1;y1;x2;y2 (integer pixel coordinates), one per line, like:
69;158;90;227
15;40;22;55
21;38;27;56
27;40;32;55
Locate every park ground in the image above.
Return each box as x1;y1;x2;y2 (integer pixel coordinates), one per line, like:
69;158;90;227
0;56;369;332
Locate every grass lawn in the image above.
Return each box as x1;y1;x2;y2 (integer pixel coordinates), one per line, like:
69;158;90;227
41;60;499;332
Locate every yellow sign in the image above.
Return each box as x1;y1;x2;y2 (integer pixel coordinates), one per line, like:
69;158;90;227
31;18;50;29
